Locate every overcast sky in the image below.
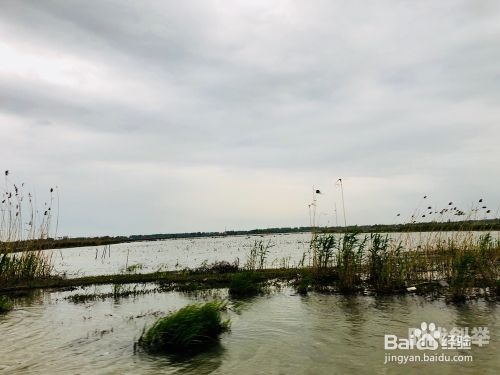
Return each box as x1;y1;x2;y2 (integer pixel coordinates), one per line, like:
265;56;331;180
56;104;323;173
1;0;499;237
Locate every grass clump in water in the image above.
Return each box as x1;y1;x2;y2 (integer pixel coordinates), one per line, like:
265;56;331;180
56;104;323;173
190;259;239;274
138;300;230;352
296;276;312;295
0;296;13;312
228;271;262;297
124;263;145;273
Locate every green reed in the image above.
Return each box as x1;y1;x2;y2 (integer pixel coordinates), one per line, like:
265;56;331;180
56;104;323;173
303;194;500;298
310;233;336;269
245;240;273;270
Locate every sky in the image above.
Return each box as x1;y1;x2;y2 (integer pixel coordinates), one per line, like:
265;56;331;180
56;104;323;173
1;0;499;237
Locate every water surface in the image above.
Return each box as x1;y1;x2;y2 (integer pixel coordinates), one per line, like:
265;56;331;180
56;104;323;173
1;287;499;374
52;231;499;278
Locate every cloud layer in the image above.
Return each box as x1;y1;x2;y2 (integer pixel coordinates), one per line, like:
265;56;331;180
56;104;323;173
1;0;499;236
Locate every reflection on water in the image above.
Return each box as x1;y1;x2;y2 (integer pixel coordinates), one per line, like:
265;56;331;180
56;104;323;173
1;287;499;374
139;342;226;375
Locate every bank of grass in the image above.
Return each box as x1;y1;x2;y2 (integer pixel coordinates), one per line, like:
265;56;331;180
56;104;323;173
3;234;500;302
295;275;312;295
0;268;297;294
309;229;500;300
1;172;56;286
307;196;500;301
0;251;53;286
138;300;230;352
3;197;500;302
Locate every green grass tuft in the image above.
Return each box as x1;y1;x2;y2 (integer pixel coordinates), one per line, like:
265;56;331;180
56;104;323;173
228;271;262;297
0;296;13;312
138;300;230;352
296;276;311;295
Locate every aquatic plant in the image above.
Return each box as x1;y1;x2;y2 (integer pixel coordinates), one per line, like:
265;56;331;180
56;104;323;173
296;276;311;295
0;250;53;284
305;192;500;297
176;281;200;292
67;285;103;303
122;263;145;273
310;233;336;269
228;271;262;297
334;230;366;291
138;300;230;352
297;251;308;268
190;259;239;274
0;296;13;312
67;284;151;303
245;240;273;270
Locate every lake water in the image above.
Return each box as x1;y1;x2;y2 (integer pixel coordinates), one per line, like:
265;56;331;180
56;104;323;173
52;233;313;278
1;286;499;374
2;232;500;374
51;231;499;279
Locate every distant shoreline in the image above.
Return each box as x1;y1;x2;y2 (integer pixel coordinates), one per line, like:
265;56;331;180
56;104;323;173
5;218;499;252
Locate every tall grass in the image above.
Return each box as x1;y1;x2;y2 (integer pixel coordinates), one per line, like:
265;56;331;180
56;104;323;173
306;228;500;297
0;171;56;285
138;300;230;352
0;251;53;284
245;240;273;270
311;233;335;269
306;194;500;299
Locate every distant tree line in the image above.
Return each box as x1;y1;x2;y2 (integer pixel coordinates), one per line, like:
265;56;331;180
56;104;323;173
9;219;499;251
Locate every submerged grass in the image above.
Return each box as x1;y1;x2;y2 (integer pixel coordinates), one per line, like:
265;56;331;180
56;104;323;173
138;300;230;352
66;284;152;303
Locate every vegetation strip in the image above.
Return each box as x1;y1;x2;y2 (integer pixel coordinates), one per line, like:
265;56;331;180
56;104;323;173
0;268;298;294
3;229;500;303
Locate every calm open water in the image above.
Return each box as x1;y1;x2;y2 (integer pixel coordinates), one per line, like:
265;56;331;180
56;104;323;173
1;287;499;374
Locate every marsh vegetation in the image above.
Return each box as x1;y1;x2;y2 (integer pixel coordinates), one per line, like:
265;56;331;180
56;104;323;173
2;178;500;373
138;300;230;352
1;173;499;306
0;296;13;311
0;172;56;287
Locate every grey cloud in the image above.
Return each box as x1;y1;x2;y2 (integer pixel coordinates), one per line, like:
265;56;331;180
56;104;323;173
1;1;499;235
